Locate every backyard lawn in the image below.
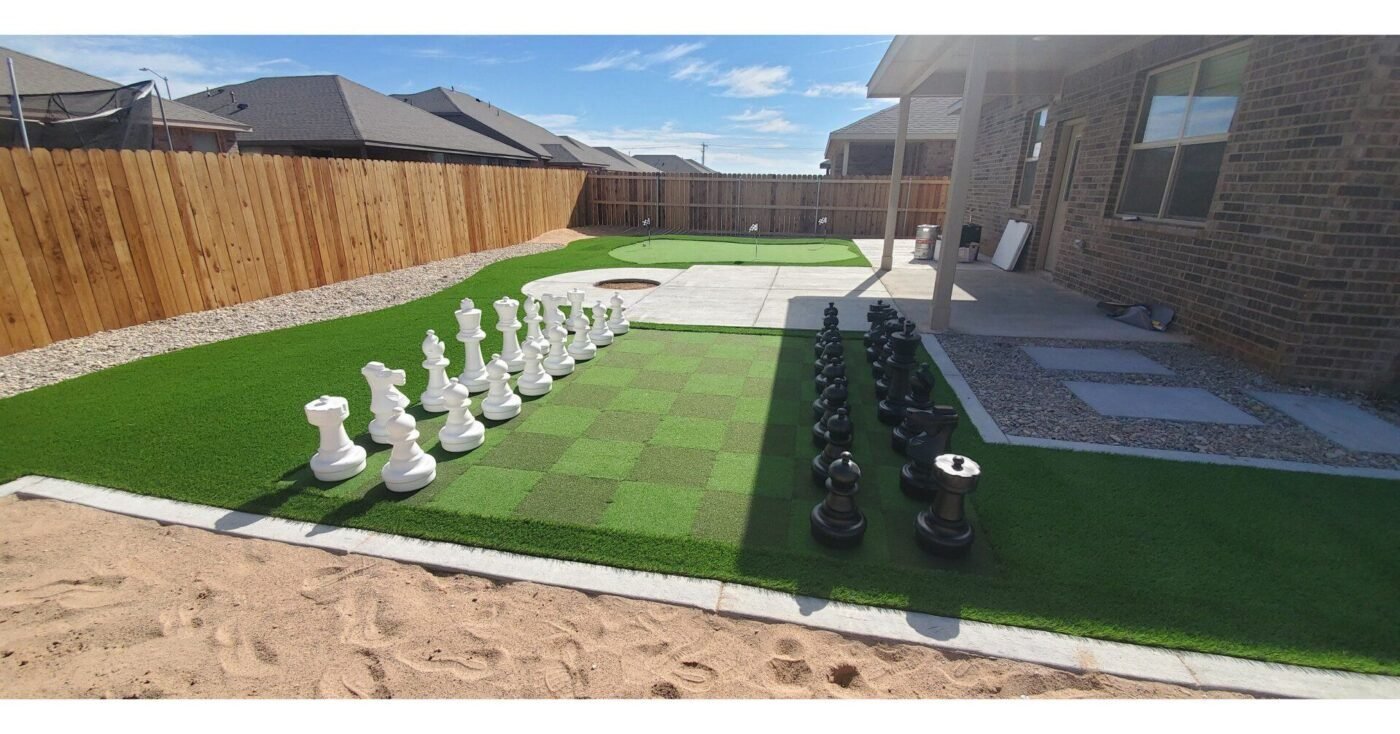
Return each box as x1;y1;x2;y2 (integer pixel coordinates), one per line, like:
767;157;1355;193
609;234;867;265
0;234;1396;675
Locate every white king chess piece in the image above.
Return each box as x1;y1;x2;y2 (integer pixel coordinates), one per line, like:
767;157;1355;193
419;329;450;412
607;292;629;335
517;338;553;396
523;296;549;356
454;298;490;393
381;404;436;493
362;361;409;445
543;324;575;377
480;353;523;420
565;288;589;334
438;377;485;453
494;296;526;373
304;395;367;482
589;301;614;347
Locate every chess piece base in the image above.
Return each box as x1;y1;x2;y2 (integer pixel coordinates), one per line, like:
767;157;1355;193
915;511;973;558
608;320;629;334
810;454;833;489
420;394;448;413
368;420;393;446
900;464;933;500
593;332;614;347
891;424;918;454
811;421;829;448
877;399;908;426
518;376;553;396
461;369;490;394
439;422;485;453
567;344;597;361
311;445;367;482
382;455;436;493
482;396;523;421
544;357;575;377
810;504;866;548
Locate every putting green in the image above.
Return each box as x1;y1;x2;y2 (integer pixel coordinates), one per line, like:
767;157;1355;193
612;237;862;265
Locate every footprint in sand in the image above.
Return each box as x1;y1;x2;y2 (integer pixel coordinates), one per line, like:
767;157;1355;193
541;634;586;697
213;621;281;678
3;574;133;611
336;592;394;649
317;650;392;699
670;660;719;692
766;638;815;689
299;564;375;605
392;643;505;684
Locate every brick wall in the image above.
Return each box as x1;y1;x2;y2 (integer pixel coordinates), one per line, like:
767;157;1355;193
843;140;955;176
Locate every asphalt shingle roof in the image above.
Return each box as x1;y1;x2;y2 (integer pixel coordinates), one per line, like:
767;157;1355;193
829;97;961;139
393;87;560;159
592;146;660;173
634;154;718;174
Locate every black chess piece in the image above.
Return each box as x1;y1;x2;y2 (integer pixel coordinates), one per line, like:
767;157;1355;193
863;301;887;351
899;406;961;499
877;321;920;425
823;301;839;318
811;375;848;422
915;454;980;558
816;354;847;393
813;319;840;358
814;339;844;377
810;407;853;487
811;451;866;548
866;307;897;364
812;378;850;447
874;317;906;398
892;364;937;452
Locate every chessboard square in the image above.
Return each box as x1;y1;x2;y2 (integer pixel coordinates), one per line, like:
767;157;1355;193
477;432;573;471
606;388;678;414
595;350;652;369
668;342;712;358
586;411;661;442
671;393;740;420
650;354;704;373
629;371;688;392
722;421;798;456
731;398;804;426
668;331;718;344
699;356;750;376
576;366;639;386
684;373;744;397
708;452;801;498
550;382;622;408
428;466;543;517
706;342;761;360
652;415;728;451
691;492;791;547
516;404;602;436
600;481;705;538
512;474;618;527
633;445;715;487
746;359;780;379
550;438;644;480
787;505;890;564
611;337;665;355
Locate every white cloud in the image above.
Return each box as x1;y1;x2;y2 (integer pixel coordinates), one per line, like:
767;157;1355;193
709;65;791;98
650;43;705;63
850;100;896;113
572;50;643;72
802;81;867;98
572;43;704;73
411;48;533;65
521;113;580;130
671;58;719;81
726;108;781;122
726;108;798;134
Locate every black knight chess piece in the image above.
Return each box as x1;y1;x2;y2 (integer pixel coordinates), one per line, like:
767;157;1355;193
811;451;867;549
811;407;853;487
877;321;919;425
899;406;961;500
892;364;937;453
915;454;981;558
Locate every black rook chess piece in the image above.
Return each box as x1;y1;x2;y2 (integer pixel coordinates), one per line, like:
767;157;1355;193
892;364;938;453
811;451;866;548
899;406;961;500
810;407;853;487
877;321;920;425
811;375;848;423
915;454;981;558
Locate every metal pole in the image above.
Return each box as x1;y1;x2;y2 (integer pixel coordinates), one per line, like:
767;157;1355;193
814;176;822;235
153;86;174;151
6;58;31;151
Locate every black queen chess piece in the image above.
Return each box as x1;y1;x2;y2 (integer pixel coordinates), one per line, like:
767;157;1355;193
811;374;848;423
877;321;920;425
811;407;853;487
899;406;961;500
811;451;867;549
915;454;981;558
892;364;937;453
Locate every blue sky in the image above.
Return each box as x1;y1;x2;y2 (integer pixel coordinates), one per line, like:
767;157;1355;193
0;35;896;173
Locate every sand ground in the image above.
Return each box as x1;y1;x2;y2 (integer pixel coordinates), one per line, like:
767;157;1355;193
0;496;1245;699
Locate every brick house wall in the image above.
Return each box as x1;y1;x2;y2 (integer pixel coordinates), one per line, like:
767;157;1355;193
961;35;1399;393
158;126;239;153
842;140;956;176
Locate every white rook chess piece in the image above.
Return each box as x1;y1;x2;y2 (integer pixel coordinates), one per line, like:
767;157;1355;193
565;288;589;334
420;329;450;412
543;324;575;377
438;377;485;452
567;315;597;362
494;296;525;373
607;292;630;335
381;404;436;493
589;301;614;347
304;395;367;482
523;296;549;356
517;339;553;396
481;353;522;420
454;298;489;393
362;361;409;445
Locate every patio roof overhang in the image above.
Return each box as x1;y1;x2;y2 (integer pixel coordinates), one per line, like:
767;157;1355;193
866;35;1151;98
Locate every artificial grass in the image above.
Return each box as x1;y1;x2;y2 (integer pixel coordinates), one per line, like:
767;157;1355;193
610;234;869;266
0;234;1397;675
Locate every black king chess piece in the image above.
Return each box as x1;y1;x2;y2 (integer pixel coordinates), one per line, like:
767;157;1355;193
811;375;848;423
877;321;919;425
892;363;937;452
811;407;853;487
812;378;850;447
899;406;961;499
915;454;981;558
811;451;866;549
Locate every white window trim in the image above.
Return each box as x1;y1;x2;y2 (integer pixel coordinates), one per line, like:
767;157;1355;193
1015;107;1049;208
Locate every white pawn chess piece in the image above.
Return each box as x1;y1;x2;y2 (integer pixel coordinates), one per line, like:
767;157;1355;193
438;378;485;452
480;353;522;420
567;316;597;362
419;329;451;412
381;404;436;492
523;296;549;356
517;339;553;396
304;395;367;482
362;361;409;445
565;288;589;333
607;292;630;335
543;324;575;377
454;298;490;393
589;301;614;347
494;296;525;373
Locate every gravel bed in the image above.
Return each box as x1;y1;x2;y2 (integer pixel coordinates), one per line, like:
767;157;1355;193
0;239;567;399
936;333;1400;471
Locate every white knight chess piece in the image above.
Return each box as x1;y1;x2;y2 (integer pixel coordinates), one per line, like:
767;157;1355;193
589;301;614;347
517;339;553;396
494;296;525;373
438;378;485;452
543;324;575;377
607;292;630;335
362;361;409;445
480;353;523;420
454;298;490;393
381;404;436;492
541;292;567;332
420;329;450;412
304;395;367;482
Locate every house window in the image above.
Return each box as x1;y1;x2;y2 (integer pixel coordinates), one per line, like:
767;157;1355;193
1118;45;1249;220
189;132;219;153
1015;107;1048;207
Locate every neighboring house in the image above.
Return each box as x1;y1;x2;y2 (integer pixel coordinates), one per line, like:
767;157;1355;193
0;46;251;152
867;35;1400;392
635;154;718;174
543;135;620;170
178;76;535;165
593;147;660;173
824;97;958;176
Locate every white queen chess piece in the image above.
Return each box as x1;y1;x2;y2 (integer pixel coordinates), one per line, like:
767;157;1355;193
381;404;436;492
362;361;409;445
607;292;629;335
565;288;589;334
517;339;553;396
304;395;367;482
454;298;490;393
438;377;485;452
494;296;526;373
523;296;549;356
419;329;451;412
543;324;575;377
589;301;614;347
480;353;523;420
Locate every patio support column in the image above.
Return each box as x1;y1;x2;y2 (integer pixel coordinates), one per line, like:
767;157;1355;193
879;95;911;271
842;140;850;175
927;40;988;332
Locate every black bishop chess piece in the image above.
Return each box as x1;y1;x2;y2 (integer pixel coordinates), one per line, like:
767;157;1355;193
892;364;937;453
811;374;848;423
810;451;866;549
899;406;961;500
915;453;981;558
812;377;850;447
877;321;920;425
810;407;853;487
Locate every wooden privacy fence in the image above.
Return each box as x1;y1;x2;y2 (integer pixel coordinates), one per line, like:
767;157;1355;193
584;172;949;237
0;147;587;355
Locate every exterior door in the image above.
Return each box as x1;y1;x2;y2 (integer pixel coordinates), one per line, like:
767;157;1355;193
1043;120;1084;274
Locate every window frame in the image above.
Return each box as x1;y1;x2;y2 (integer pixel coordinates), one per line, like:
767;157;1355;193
1015;106;1049;209
1115;41;1250;223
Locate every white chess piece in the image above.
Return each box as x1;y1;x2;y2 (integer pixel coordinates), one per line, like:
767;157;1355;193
381;404;436;492
454;298;490;393
567;317;597;362
362;361;409;445
523;296;549;356
420;329;450;412
607;292;630;335
565;288;589;333
438;378;485;452
589;301;614;347
543;324;575;377
480;353;522;420
494;296;525;373
304;395;367;482
517;339;553;396
541;292;567;332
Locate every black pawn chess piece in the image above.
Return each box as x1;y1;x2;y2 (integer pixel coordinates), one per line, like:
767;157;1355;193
892;364;937;453
816;353;847;394
877;322;920;425
811;451;867;548
812;378;851;447
814;339;844;377
813;318;840;359
915;454;981;558
899;406;961;500
811;375;848;423
810;407;853;487
874;317;906;399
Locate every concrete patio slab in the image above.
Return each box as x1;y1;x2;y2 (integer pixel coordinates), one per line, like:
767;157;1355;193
1067;382;1262;425
754;290;892;330
771;266;885;291
626;286;769;327
665;264;778;289
1024;346;1175;375
1247;391;1400;455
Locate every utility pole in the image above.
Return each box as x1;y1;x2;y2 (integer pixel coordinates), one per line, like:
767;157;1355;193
700;142;707;166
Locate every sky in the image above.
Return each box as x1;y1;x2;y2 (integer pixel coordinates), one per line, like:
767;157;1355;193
0;35;898;174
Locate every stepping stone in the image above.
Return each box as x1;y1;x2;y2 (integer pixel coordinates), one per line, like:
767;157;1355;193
1065;382;1261;425
1024;346;1174;375
1247;391;1400;455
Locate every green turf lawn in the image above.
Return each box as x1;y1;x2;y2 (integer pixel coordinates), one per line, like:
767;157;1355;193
610;234;868;266
0;234;1396;675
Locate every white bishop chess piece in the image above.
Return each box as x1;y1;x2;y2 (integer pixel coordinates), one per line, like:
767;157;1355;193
543;324;575;377
607;292;630;335
381;404;436;492
523;296;549;356
589;301;614;347
438;377;485;452
517;339;553;396
304;395;367;482
419;329;450;412
454;298;490;393
494;296;526;373
480;353;522;420
362;361;409;445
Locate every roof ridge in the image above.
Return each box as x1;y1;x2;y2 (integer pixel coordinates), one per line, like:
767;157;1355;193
330;76;365;140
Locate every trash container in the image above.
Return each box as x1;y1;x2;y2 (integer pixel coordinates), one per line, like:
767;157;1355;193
960;223;982;246
914;224;939;260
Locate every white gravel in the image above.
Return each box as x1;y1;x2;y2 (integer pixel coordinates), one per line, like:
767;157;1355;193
0;239;567;399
